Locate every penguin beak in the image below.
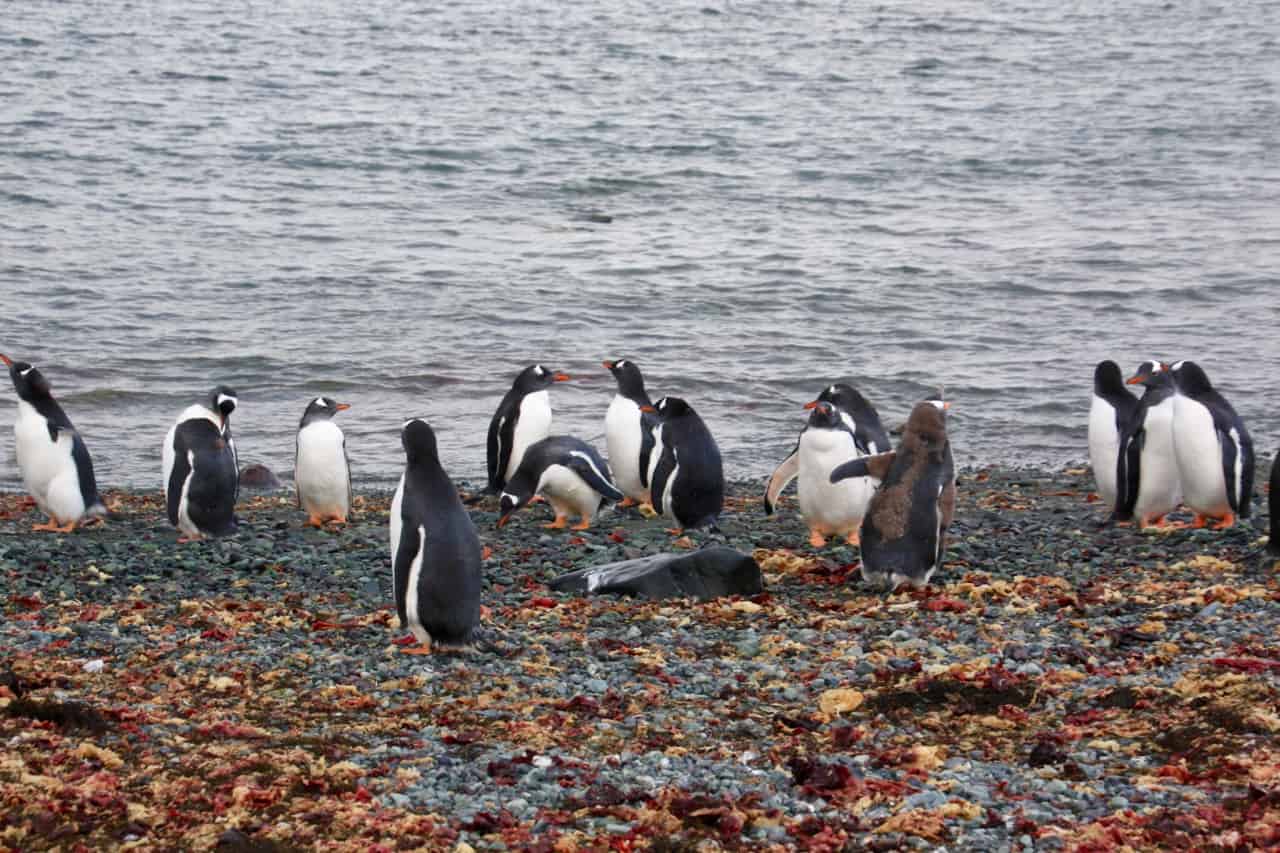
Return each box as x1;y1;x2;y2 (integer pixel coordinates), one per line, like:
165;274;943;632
639;405;656;413
602;361;615;370
496;513;512;528
1125;374;1145;385
802;400;819;410
0;354;11;367
553;373;571;382
335;403;351;411
942;401;952;410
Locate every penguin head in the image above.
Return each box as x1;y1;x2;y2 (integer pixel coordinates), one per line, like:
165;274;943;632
1126;360;1170;387
1093;360;1127;396
901;401;950;457
603;359;648;400
514;364;570;394
1169;360;1213;395
805;400;842;429
808;383;869;414
208;385;238;420
401;418;439;464
496;480;534;528
650;396;692;420
300;396;351;427
0;354;53;401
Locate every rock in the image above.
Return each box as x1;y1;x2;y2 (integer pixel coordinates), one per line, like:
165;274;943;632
547;546;763;600
238;464;284;491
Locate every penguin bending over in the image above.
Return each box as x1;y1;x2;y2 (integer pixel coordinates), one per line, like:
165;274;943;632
645;396;724;533
1088;360;1139;510
163;386;239;541
1;353;107;532
603;359;656;507
1115;361;1181;528
497;435;623;530
390;419;482;652
486;364;569;494
765;382;889;522
830;401;955;589
295;397;352;528
1169;360;1253;529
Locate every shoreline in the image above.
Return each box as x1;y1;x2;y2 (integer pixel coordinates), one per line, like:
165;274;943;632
2;466;1278;851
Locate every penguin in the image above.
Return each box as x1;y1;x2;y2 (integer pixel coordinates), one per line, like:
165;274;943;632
1;353;107;532
1115;361;1182;528
830;401;956;589
603;358;656;507
765;383;890;517
486;364;570;494
294;397;352;528
390;418;482;652
1088;360;1140;509
163;386;239;541
644;396;724;533
1268;454;1280;556
497;435;624;530
1168;360;1253;529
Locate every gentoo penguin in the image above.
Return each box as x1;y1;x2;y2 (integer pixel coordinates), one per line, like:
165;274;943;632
163;386;239;541
390;419;482;651
1115;361;1182;528
830;401;956;589
486;364;569;493
294;397;352;528
603;358;655;507
645;396;724;533
765;383;890;517
497;435;623;530
1169;360;1253;529
1268;454;1280;556
1088;360;1140;509
1;353;107;532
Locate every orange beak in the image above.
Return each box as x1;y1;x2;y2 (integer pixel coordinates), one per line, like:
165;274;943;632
639;405;656;413
802;400;819;410
496;513;511;529
554;373;571;382
0;354;11;367
602;361;615;370
336;403;351;411
1125;375;1145;385
942;401;952;410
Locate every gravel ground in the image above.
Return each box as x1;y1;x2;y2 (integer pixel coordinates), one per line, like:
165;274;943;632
2;466;1278;851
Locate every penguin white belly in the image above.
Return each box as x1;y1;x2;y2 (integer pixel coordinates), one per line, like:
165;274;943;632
389;475;405;568
605;395;646;501
296;421;350;517
507;390;552;481
1134;401;1181;521
538;464;603;521
14;401;84;522
1088;395;1121;506
1172;397;1230;515
797;429;874;534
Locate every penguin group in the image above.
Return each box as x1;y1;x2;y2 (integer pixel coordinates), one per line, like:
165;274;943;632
1089;358;1256;530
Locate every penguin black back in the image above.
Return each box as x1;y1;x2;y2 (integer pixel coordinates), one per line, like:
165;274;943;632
1093;360;1139;433
1269;453;1280;556
395;419;482;646
649;396;724;530
168;418;239;536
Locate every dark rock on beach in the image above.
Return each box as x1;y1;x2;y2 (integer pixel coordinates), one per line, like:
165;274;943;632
1;466;1277;850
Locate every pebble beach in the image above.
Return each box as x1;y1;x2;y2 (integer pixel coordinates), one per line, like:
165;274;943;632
2;466;1278;851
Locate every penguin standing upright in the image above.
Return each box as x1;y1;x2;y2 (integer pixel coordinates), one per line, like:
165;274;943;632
603;359;655;507
486;364;570;493
1088;360;1139;509
390;419;482;652
1115;361;1181;528
830;401;956;589
295;397;352;528
1;353;107;532
765;383;889;520
163;386;239;541
497;435;624;530
1168;360;1254;529
645;396;724;533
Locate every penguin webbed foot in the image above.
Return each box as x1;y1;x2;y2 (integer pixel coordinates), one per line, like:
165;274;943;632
808;530;827;548
32;520;77;534
571;518;592;531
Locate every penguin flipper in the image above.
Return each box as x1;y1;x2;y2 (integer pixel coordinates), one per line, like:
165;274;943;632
1115;426;1144;519
831;451;895;484
344;435;353;518
69;432;104;513
567;451;625;502
487;410;515;493
650;444;677;515
391;524;421;628
638;410;658;488
764;448;799;515
166;445;191;527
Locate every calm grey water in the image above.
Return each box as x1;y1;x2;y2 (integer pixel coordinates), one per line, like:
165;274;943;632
3;1;1278;490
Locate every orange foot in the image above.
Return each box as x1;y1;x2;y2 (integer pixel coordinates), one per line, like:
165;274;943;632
529;495;546;506
619;496;637;508
808;530;827;548
571;518;592;531
399;643;433;656
177;534;202;544
845;530;861;546
325;517;349;529
543;516;568;530
306;515;327;529
1211;512;1236;530
481;546;493;560
33;520;76;533
666;527;684;536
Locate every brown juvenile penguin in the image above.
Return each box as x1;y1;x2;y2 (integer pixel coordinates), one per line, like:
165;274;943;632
830;401;955;589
